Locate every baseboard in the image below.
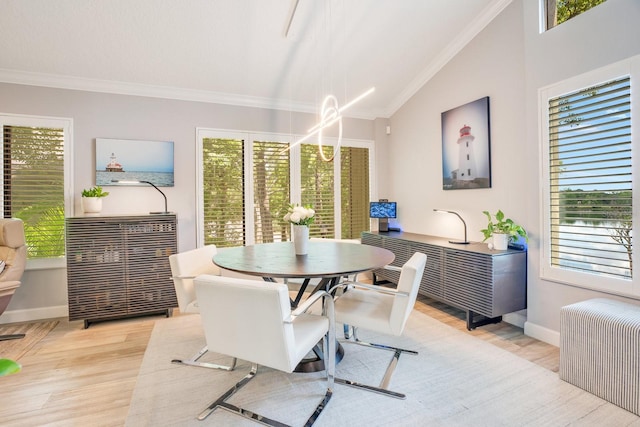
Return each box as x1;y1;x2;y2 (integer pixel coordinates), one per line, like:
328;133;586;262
524;320;560;347
503;311;526;329
0;305;68;324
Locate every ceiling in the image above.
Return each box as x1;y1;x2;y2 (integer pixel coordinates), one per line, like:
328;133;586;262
0;0;512;119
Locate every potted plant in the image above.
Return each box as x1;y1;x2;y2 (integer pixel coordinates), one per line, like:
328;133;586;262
81;186;109;214
480;210;528;250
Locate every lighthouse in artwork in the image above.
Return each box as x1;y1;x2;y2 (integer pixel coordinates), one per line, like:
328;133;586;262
455;124;476;181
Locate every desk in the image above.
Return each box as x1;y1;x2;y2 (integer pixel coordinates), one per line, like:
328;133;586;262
213;241;395;372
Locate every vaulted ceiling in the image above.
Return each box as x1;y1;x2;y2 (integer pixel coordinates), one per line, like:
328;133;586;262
0;0;512;119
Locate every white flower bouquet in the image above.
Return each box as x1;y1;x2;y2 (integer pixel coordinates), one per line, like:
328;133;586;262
284;204;315;226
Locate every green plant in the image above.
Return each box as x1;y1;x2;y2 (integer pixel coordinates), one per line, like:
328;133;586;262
81;186;109;198
0;358;21;377
481;210;528;243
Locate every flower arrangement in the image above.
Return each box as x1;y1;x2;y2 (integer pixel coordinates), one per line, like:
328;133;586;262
284;204;315;227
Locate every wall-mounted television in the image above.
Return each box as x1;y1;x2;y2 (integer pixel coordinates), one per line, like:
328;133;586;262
369;201;397;219
95;138;175;187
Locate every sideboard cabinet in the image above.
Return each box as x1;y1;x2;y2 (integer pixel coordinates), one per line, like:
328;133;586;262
66;214;178;328
361;231;526;330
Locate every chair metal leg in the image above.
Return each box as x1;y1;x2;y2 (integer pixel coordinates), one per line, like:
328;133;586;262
198;362;333;426
0;334;26;341
171;345;237;371
335;326;416;399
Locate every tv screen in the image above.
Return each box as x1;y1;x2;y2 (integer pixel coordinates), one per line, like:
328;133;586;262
370;202;397;218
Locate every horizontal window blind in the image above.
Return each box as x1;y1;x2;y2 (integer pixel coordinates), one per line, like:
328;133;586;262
201;138;245;247
548;76;632;279
3;125;65;258
253;140;290;243
301;144;335;239
341;146;370;239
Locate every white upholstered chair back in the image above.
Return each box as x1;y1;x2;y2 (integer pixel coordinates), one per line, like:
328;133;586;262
390;252;427;335
194;274;329;373
0;218;26;313
169;245;220;314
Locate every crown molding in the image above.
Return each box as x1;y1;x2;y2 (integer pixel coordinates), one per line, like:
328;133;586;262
384;0;513;117
0;68;381;120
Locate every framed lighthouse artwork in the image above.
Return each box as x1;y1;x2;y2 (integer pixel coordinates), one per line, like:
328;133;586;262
95;138;175;187
441;96;491;190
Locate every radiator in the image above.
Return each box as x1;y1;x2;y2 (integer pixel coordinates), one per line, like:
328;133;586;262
560;298;640;416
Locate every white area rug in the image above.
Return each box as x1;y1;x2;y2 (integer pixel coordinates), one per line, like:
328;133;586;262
126;311;640;426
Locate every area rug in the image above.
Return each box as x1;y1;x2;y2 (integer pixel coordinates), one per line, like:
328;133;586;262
126;312;640;426
0;320;59;361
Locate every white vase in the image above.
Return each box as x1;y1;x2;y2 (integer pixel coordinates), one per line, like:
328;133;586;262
82;197;103;214
292;225;309;255
493;233;510;250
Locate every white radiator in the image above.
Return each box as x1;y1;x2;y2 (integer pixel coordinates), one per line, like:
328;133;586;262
560;298;640;416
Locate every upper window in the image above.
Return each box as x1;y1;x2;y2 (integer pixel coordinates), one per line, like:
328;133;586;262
543;0;607;31
540;56;639;296
197;129;372;247
0;115;72;264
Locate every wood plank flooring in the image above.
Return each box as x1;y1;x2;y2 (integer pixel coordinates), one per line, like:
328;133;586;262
0;297;559;426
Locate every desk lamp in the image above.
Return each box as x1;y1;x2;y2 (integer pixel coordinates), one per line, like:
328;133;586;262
112;180;169;214
433;209;470;244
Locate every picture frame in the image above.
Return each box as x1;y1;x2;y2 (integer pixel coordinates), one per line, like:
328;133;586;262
441;96;491;190
95;138;175;187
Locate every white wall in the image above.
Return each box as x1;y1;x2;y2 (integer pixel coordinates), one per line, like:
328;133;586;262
0;83;375;322
388;0;640;345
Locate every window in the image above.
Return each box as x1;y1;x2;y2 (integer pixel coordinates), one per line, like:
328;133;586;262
540;56;639;296
197;129;373;247
543;0;607;31
0;114;72;264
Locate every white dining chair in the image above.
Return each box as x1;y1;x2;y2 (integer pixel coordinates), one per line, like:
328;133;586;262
331;251;427;399
168;245;236;371
194;274;335;425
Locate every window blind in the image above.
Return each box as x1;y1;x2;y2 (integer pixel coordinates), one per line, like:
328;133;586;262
340;146;370;239
301;144;335;239
253;140;290;243
3;125;65;258
201;137;245;247
548;76;632;279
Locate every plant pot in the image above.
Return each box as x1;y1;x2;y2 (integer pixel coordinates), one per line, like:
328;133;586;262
292;225;309;255
82;197;103;214
493;233;509;251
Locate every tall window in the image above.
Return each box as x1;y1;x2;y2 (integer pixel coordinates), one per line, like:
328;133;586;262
541;57;638;295
0;115;72;262
543;0;607;31
197;129;373;247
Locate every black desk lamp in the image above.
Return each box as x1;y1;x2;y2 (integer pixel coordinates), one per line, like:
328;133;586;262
112;180;169;214
433;209;470;244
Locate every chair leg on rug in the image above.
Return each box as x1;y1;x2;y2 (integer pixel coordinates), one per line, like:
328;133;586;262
198;362;333;426
335;326;416;400
171;345;237;371
0;334;25;341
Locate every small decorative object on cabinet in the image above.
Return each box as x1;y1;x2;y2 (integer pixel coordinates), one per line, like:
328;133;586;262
65;214;178;328
362;231;526;330
81;186;109;214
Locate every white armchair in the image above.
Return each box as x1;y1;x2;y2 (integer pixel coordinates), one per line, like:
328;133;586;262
168;245;235;371
194;274;335;425
331;251;427;399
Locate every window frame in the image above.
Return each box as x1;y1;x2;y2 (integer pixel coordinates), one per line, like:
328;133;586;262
0;113;74;270
196;128;375;247
539;55;640;296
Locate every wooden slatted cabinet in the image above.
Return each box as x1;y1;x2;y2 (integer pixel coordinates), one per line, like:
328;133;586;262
66;214;178;328
361;231;526;330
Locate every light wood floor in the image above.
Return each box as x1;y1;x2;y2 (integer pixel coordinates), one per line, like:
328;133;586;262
0;297;559;427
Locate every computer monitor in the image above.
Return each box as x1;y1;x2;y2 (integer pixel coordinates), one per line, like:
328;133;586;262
370;201;397;232
369;201;397;219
